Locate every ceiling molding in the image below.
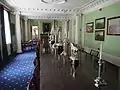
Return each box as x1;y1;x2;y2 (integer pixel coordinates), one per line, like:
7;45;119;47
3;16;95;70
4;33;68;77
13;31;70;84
17;8;73;14
27;15;72;20
78;0;120;14
0;0;14;11
3;0;120;20
20;11;72;20
4;0;89;16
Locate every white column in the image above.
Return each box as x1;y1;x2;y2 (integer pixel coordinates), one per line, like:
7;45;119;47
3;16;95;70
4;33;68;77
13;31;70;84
27;20;29;40
15;12;22;53
67;20;69;39
28;20;32;40
81;14;85;47
25;17;28;41
53;20;55;31
69;20;72;41
38;20;41;39
64;20;68;39
20;19;24;41
75;14;80;44
61;21;64;41
51;21;54;35
40;21;43;34
71;18;75;43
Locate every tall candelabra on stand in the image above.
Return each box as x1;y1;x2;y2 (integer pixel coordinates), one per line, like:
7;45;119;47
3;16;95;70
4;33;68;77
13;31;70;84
94;43;107;89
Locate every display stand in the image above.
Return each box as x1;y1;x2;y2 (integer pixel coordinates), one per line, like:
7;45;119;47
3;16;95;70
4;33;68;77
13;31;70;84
94;43;107;88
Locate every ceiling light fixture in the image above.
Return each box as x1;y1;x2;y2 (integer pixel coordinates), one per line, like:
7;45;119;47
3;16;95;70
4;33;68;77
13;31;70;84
41;0;67;4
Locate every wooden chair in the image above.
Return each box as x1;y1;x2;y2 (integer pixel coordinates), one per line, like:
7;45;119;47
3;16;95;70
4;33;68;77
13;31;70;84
69;43;79;78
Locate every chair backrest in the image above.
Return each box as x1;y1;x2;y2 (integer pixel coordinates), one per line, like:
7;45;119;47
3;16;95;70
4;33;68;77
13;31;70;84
90;49;99;57
70;43;79;58
70;43;78;51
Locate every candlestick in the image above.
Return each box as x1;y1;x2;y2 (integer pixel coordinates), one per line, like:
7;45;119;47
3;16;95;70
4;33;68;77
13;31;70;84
99;43;103;60
94;43;107;88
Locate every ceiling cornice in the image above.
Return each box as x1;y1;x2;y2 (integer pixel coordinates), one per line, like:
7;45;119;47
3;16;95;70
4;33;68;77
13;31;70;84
3;0;120;19
76;0;120;14
17;8;73;14
27;15;72;20
0;0;15;11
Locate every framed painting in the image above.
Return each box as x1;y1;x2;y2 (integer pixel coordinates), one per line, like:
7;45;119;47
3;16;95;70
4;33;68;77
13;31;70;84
95;30;105;41
95;17;105;29
107;16;120;35
86;22;94;33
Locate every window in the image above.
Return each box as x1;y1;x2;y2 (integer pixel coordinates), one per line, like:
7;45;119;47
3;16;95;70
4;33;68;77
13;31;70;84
4;10;11;44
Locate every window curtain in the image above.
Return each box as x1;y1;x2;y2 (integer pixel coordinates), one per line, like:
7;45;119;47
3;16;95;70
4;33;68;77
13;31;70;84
0;5;8;61
0;26;2;62
0;8;2;62
0;49;2;62
8;12;13;53
9;13;17;53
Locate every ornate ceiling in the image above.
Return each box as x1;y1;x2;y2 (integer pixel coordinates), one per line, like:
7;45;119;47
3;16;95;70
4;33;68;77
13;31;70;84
1;0;120;20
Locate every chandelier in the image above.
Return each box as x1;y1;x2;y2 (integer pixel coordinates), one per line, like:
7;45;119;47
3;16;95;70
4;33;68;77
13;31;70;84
41;0;67;4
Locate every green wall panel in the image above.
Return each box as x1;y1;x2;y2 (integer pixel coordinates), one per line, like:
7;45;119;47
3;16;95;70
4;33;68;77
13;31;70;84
84;2;120;57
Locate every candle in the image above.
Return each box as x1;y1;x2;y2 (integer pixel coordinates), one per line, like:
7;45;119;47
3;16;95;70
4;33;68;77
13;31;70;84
99;43;103;60
55;35;56;43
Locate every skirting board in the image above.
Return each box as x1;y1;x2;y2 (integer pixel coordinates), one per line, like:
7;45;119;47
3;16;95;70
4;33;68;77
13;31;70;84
84;46;120;67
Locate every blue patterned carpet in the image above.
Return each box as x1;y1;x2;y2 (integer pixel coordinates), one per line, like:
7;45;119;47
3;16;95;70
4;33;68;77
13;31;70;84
0;51;36;90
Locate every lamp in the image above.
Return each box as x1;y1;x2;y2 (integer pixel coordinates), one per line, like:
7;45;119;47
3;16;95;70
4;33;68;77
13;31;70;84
41;0;67;4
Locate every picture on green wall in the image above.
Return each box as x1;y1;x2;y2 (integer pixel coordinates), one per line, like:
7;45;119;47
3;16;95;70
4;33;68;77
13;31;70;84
95;17;105;29
107;16;120;35
95;30;105;41
86;22;94;33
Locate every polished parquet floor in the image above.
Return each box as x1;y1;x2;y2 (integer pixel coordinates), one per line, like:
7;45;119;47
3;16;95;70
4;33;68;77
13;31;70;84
40;52;119;90
40;53;97;90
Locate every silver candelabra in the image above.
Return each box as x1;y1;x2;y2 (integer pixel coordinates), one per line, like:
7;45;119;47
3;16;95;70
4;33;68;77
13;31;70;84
94;43;107;88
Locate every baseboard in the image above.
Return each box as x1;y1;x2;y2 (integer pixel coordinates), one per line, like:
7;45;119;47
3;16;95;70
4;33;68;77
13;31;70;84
84;46;120;67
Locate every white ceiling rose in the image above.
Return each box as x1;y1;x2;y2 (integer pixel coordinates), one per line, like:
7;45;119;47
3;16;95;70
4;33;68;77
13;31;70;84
41;0;67;4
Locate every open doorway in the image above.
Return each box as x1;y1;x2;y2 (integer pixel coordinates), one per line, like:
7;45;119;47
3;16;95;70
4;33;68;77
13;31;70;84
43;23;51;33
32;26;38;39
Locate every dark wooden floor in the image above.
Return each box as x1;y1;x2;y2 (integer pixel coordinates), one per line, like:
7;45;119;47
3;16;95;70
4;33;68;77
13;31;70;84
40;52;119;90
